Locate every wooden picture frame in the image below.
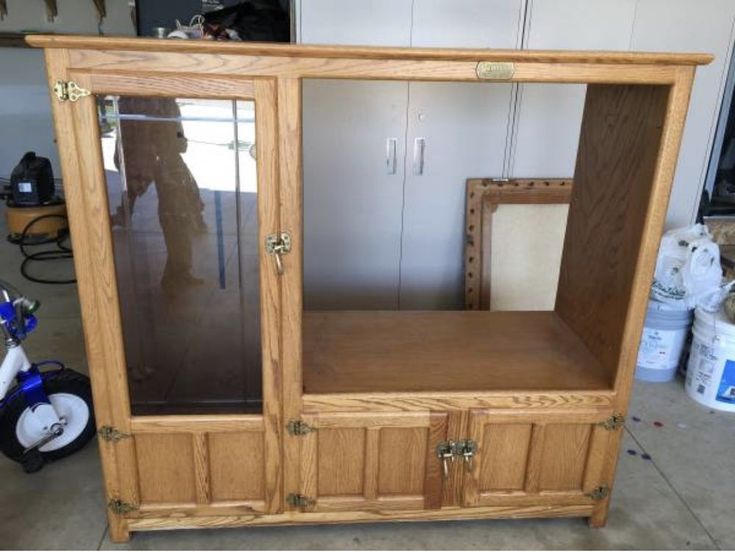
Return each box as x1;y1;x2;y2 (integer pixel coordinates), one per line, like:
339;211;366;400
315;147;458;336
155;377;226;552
464;178;573;310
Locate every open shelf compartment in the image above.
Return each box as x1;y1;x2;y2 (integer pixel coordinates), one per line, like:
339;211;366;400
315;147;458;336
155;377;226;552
303;310;613;394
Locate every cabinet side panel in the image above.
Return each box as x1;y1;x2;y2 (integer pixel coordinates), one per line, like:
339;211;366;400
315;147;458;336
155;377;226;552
556;84;670;380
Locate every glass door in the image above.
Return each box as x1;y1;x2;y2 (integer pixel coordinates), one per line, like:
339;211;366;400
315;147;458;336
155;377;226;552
59;72;282;517
99;96;261;415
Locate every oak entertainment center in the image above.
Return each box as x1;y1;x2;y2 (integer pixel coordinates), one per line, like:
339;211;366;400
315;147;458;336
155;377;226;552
28;35;709;541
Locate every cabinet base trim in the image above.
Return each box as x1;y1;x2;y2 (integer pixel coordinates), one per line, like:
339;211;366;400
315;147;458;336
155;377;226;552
127;504;595;533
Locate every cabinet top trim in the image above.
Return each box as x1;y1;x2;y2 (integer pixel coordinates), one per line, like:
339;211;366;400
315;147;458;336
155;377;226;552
26;35;712;66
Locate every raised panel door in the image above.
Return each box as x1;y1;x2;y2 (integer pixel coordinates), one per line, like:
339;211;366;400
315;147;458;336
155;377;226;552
299;412;448;512
462;410;613;507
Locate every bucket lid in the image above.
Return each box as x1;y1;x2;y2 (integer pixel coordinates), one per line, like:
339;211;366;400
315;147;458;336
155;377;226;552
647;299;693;320
693;306;735;338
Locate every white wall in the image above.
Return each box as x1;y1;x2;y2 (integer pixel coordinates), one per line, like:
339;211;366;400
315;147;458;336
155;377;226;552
0;0;135;178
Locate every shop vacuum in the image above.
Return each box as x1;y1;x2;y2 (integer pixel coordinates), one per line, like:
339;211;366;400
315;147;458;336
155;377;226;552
3;152;74;284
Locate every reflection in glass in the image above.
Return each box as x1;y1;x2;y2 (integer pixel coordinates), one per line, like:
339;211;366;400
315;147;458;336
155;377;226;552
98;97;261;414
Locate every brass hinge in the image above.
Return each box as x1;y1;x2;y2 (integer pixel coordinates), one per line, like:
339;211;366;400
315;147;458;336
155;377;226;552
53;80;91;103
287;493;315;509
476;61;515;80
586;485;610;501
98;425;131;442
598;414;626;431
107;498;138;515
265;232;291;275
286;419;314;436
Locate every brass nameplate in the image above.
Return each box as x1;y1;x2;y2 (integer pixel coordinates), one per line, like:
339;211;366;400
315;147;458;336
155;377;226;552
476;62;515;80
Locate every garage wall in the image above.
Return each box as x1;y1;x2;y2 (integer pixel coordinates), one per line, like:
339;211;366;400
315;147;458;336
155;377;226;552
0;0;136;179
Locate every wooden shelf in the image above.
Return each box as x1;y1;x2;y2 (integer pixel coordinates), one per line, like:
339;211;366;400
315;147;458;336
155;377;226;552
303;311;613;394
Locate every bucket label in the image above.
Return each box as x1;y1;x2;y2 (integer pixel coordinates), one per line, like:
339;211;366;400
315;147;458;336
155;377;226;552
688;342;716;395
716;360;735;404
637;327;688;370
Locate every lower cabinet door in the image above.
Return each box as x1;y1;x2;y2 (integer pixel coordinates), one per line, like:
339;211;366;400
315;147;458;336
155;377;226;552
130;416;274;514
298;411;448;512
462;410;614;507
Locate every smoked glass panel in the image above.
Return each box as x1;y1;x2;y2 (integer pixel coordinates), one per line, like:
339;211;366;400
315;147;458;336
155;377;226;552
98;97;260;414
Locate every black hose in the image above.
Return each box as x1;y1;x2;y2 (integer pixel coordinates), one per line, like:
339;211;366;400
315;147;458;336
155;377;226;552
7;214;76;285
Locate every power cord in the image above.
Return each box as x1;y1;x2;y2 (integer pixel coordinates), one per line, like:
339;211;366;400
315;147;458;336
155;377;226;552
7;214;76;285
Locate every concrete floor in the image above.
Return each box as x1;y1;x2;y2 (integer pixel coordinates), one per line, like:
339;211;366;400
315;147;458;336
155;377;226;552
1;215;734;550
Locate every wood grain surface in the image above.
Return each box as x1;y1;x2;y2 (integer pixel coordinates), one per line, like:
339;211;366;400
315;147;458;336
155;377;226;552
26;34;712;65
304;311;612;393
556;84;670;382
36;36;700;538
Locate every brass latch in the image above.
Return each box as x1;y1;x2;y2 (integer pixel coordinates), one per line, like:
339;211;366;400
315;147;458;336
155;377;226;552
436;439;477;476
53;80;91;102
586;485;610;501
98;426;131;442
287;493;315;509
107;498;138;515
436;441;455;478
265;232;291;275
598;414;625;431
456;439;477;471
286;419;314;436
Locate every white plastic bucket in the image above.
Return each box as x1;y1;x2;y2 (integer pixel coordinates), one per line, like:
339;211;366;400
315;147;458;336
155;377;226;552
685;307;735;412
635;300;693;382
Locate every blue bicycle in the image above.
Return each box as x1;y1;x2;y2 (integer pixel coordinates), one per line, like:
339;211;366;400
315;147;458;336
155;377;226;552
0;279;95;473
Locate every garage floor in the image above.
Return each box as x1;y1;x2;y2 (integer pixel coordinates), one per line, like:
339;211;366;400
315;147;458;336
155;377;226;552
1;215;733;550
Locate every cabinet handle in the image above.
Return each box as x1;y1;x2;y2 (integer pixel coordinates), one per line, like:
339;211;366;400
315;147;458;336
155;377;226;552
386;137;397;175
413;137;425;175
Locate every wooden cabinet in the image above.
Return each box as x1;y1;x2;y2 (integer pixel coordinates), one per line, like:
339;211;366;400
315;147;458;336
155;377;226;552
129;418;273;512
298;412;447;511
31;35;706;541
462;411;612;507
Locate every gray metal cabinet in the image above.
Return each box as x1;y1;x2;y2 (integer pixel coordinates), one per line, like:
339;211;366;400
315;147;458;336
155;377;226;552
298;0;735;310
400;0;523;309
302;80;409;309
297;0;413;46
509;0;637;178
511;0;735;228
300;0;522;309
630;0;735;228
299;0;413;308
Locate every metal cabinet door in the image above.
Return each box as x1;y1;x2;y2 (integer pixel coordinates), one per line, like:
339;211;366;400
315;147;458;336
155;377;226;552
509;0;637;178
399;0;524;310
630;0;735;228
299;0;412;309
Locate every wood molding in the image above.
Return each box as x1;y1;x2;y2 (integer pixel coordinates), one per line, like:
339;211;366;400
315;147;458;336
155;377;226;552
26;35;713;66
127;503;595;532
